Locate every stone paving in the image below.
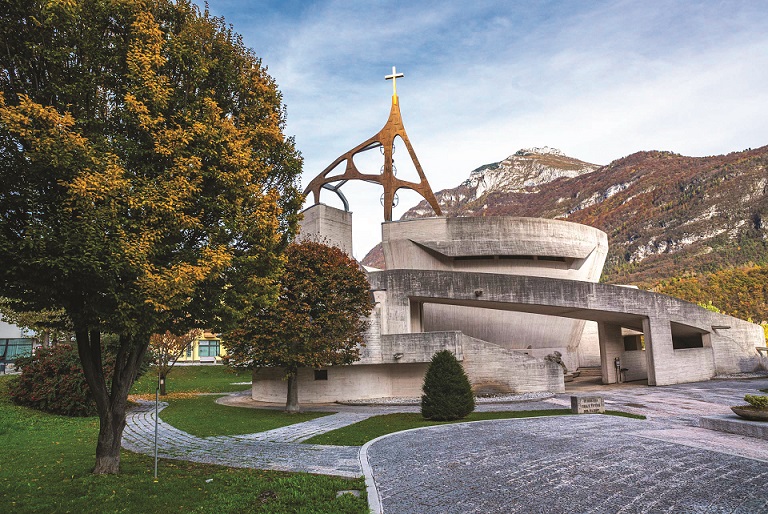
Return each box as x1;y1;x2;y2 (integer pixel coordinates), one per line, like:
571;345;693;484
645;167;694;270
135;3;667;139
365;377;768;513
223;412;377;443
123;377;768;513
122;401;362;477
366;416;768;514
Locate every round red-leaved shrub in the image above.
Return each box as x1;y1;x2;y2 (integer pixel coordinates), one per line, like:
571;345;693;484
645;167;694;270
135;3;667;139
8;344;112;416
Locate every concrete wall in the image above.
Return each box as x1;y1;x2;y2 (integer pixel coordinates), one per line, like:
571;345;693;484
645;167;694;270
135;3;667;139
621;350;649;382
422;304;583;371
381;216;608;282
460;335;565;394
250;330;564;403
251;363;428;403
578;321;601;367
0;319;27;339
297;204;353;256
371;269;765;386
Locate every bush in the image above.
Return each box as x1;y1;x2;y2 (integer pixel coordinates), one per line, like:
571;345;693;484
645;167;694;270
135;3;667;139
745;394;768;410
421;350;475;421
8;344;113;416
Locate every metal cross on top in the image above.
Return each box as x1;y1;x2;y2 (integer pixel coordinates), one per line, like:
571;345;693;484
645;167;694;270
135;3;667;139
385;66;404;98
303;66;442;221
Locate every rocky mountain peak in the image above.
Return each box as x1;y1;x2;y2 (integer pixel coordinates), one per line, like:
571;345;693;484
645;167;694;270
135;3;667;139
405;147;600;219
513;146;565;157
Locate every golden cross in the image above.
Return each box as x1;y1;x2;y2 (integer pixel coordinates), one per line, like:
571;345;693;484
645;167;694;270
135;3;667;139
385;66;404;97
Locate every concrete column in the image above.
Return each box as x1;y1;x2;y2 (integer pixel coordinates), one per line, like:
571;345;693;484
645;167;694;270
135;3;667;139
409;301;423;332
597;322;623;384
642;317;673;386
297;204;353;257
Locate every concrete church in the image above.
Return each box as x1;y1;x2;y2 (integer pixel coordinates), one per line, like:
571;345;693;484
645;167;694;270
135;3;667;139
250;68;765;404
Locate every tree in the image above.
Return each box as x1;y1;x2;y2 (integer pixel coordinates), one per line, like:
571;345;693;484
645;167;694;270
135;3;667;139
149;329;202;395
421;350;475;421
226;241;373;413
0;297;73;347
0;1;302;473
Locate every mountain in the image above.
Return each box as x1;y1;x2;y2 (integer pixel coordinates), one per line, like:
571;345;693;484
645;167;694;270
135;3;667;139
363;146;768;292
404;147;599;218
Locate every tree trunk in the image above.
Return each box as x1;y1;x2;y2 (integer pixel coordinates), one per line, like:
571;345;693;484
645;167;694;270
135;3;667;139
93;403;127;474
285;367;300;413
76;328;149;475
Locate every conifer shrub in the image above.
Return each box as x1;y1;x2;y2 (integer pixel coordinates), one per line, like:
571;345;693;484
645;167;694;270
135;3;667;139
8;344;113;417
744;394;768;410
421;350;475;421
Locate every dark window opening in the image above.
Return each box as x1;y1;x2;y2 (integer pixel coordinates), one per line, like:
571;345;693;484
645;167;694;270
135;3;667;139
0;338;33;362
198;340;220;357
672;333;704;349
623;335;643;351
499;255;534;260
670;322;705;349
455;255;495;261
538;256;566;262
314;369;328;381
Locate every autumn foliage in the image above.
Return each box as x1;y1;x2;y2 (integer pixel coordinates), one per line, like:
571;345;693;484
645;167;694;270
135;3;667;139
0;1;302;473
226;241;372;412
149;329;203;395
655;265;768;323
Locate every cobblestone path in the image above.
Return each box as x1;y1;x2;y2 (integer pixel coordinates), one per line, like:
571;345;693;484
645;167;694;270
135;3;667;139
366;378;768;513
367;415;768;513
122;401;362;477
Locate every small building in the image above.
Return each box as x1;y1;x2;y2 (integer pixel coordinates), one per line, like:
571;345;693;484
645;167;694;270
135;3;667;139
0;317;34;363
176;331;227;363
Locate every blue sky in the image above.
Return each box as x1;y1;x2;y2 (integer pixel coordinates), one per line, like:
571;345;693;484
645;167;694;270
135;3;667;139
204;1;768;258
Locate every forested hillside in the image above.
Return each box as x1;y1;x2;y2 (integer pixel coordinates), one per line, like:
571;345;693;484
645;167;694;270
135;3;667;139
363;146;768;322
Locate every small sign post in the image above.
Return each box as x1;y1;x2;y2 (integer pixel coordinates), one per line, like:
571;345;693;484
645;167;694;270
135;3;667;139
571;395;605;414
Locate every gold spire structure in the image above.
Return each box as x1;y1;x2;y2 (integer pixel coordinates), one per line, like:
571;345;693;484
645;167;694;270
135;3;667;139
303;67;443;221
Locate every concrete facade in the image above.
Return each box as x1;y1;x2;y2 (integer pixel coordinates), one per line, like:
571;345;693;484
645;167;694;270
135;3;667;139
297;203;353;257
381;216;608;372
252;204;765;403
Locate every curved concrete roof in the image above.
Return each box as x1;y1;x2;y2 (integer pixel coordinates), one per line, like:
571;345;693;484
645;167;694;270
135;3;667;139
384;216;608;259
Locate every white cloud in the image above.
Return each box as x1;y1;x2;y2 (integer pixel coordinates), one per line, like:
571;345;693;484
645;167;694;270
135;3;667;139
205;0;768;258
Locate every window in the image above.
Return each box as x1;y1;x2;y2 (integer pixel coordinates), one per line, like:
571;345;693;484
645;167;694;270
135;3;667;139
537;256;566;262
314;369;328;381
198;340;220;357
186;343;193;358
671;322;705;350
0;338;34;361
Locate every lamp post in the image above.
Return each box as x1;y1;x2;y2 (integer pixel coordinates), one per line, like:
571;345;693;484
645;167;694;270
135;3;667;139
154;371;159;481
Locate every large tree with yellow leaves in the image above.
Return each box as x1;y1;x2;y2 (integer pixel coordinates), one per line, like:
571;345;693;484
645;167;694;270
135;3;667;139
0;0;302;473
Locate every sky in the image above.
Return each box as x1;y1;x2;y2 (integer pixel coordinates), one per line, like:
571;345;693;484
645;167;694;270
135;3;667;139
203;0;768;259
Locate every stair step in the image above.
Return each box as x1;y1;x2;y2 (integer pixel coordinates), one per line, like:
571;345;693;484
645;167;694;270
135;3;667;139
577;367;602;377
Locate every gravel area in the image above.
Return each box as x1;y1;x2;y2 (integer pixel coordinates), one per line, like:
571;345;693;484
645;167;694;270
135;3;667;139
339;391;554;406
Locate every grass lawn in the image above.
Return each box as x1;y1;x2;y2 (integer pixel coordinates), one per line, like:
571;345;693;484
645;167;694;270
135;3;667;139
0;376;367;513
158;394;330;437
131;364;252;395
304;409;645;446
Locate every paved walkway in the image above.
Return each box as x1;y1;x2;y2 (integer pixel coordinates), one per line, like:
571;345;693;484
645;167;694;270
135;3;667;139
122;401;362;477
123;377;768;513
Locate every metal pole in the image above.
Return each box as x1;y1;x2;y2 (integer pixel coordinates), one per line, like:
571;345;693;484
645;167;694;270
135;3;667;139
154;373;159;481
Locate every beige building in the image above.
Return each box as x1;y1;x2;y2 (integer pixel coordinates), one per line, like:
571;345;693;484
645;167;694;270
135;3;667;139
176;331;226;364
